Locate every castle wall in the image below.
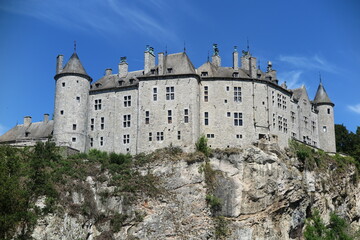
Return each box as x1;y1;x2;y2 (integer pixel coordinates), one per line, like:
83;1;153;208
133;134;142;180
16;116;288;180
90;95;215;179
87;87;138;155
137;76;200;153
53;75;89;152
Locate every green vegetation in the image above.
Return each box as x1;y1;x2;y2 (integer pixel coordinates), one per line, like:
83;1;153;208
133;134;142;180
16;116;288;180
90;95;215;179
214;216;229;239
304;210;356;240
206;194;222;212
196;135;211;157
289;140;359;176
335;124;360;164
0;142;163;239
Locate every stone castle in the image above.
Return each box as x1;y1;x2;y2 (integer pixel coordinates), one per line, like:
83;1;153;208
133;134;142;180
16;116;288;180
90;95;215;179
0;44;336;153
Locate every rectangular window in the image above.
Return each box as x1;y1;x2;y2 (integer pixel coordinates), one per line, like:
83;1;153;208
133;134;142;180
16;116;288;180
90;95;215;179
278;116;283;131
291;111;295;123
168;110;172;124
284;118;288;133
234;112;243;126
156;132;164;141
204;86;208;102
100;117;105;130
149;132;152;141
312;121;316;132
304;116;308;128
95;99;102;110
100;137;104;146
123;114;131;128
206;134;215;138
91;118;94;131
226;86;230;91
123;134;130;144
73;124;77;130
184;109;189;123
60;110;64;115
277;93;282;108
178;131;181;140
327;108;331;114
166;86;175;100
236;134;242;139
76;96;80;101
227;112;231;117
204;112;209;125
72;137;76;142
145;111;150;124
62;82;65;87
124;95;131;107
323;126;327;132
273;113;276;128
234;87;242;102
90;138;93;147
282;96;287;110
153;88;158;101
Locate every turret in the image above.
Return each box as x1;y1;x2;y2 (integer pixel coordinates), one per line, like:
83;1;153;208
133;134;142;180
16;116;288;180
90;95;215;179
313;82;336;153
53;51;92;152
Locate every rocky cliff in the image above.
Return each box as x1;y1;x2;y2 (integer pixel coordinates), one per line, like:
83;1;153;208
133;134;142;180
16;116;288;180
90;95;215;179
30;143;360;240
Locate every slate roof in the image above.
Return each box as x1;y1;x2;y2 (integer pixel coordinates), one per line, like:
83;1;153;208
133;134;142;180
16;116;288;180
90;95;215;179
0;120;54;143
55;52;91;81
196;61;249;78
313;82;333;105
90;70;142;91
162;52;196;75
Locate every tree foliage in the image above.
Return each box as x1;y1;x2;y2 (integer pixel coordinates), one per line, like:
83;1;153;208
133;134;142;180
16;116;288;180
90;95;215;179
304;210;354;240
335;124;360;163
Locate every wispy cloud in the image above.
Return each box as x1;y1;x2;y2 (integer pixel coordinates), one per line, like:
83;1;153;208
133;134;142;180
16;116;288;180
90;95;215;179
277;70;304;89
0;0;180;44
348;104;360;114
0;123;8;136
278;55;337;73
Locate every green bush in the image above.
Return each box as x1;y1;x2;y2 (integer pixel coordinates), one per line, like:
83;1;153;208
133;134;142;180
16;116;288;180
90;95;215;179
196;135;211;157
206;194;222;212
214;216;229;239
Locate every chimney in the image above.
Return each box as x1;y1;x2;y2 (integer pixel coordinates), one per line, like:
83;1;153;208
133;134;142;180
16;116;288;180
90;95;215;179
44;113;49;123
249;56;257;79
211;43;221;67
24;116;32;127
233;46;239;70
158;52;165;75
56;55;64;74
119;57;128;78
144;45;155;74
105;68;112;76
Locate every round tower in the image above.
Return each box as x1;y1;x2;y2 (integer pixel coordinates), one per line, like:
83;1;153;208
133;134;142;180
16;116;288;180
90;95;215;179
314;82;336;153
53;52;92;152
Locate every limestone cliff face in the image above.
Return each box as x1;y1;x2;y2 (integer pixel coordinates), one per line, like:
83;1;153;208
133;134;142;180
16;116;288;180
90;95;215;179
31;145;360;240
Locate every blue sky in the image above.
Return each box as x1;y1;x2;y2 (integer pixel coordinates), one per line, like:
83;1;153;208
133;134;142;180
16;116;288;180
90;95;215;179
0;0;359;135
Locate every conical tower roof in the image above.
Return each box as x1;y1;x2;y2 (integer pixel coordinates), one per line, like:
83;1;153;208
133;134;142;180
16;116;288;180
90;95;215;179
313;82;333;106
55;52;91;81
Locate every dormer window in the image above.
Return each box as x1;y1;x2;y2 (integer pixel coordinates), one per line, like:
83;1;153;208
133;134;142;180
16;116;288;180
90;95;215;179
118;80;124;86
25;132;30;137
201;72;208;77
129;79;134;84
233;72;239;77
95;83;102;88
150;69;156;74
167;68;173;73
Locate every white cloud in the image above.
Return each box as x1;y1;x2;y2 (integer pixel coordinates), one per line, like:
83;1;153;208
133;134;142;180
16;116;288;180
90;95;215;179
278;55;337;73
0;123;8;136
277;70;303;89
348;104;360;114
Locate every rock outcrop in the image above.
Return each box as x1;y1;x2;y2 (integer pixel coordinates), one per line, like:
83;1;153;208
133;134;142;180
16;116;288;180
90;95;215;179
31;145;360;239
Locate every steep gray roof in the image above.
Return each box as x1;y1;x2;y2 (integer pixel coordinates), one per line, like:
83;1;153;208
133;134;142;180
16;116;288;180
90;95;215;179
163;52;196;74
55;52;91;81
313;82;333;105
291;85;310;102
90;70;142;91
196;61;249;78
0;120;54;143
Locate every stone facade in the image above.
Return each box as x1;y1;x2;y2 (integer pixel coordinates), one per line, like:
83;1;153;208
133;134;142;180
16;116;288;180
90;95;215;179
14;44;336;154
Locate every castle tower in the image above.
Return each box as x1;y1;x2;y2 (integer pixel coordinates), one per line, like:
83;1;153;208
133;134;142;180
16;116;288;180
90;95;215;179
53;51;92;152
313;82;336;153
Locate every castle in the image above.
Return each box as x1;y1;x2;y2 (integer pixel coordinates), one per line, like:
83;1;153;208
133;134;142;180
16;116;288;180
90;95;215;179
0;44;336;154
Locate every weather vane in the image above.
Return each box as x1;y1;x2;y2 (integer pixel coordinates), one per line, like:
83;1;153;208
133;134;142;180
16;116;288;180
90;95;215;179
74;40;77;52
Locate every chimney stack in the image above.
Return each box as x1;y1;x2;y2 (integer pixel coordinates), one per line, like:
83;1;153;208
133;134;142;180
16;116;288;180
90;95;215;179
105;68;112;76
24;116;32;127
233;46;239;70
158;52;165;75
211;44;221;67
119;57;128;78
44;113;49;123
56;55;64;74
144;45;155;74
